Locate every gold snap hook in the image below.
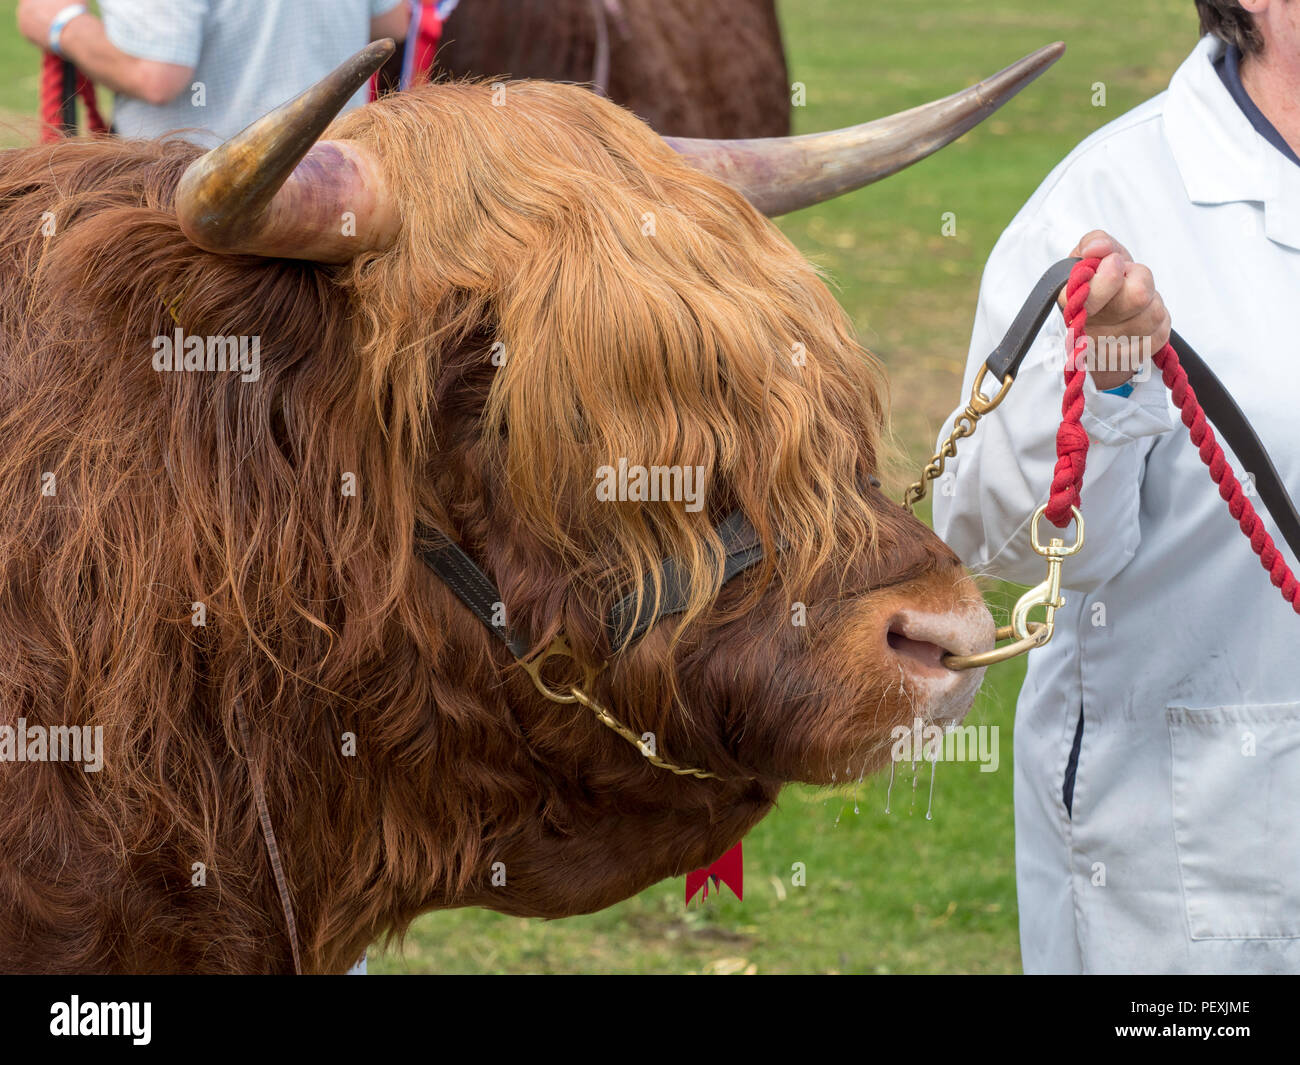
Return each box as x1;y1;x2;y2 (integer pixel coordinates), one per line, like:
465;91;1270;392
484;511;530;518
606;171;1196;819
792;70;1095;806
1008;502;1083;646
941;504;1085;671
1030;503;1085;558
968;365;1014;415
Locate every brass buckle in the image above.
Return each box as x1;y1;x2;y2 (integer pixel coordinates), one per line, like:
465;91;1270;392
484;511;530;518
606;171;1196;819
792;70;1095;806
520;636;599;704
943;504;1085;670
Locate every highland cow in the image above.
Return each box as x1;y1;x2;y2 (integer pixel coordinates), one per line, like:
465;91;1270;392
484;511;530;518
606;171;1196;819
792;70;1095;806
0;40;1061;973
429;0;793;137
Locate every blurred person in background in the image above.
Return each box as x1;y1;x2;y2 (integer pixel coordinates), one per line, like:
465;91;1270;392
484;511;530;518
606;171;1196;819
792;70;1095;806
935;0;1300;974
17;0;410;144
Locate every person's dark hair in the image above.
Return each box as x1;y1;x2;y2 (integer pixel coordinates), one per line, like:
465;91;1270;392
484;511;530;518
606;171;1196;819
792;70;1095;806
1196;1;1265;54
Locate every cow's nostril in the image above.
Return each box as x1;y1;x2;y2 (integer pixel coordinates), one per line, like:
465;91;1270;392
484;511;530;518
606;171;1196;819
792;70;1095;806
886;605;995;672
886;628;947;672
872;595;995;732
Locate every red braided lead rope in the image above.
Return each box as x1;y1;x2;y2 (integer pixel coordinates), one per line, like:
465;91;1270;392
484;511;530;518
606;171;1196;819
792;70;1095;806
1045;258;1300;613
39;53;108;144
1044;256;1098;526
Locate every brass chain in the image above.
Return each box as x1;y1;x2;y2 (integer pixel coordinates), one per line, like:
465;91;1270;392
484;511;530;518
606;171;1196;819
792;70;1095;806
570;686;724;780
902;410;979;512
521;637;726;780
902;365;1014;513
525;361;1074;751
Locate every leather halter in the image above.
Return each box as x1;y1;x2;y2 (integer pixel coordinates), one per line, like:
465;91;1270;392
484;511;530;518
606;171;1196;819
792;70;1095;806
413;508;771;786
415;466;880;700
415;508;764;663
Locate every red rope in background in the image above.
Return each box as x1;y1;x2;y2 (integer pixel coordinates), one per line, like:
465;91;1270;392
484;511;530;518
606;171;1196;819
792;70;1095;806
1045;258;1300;613
39;52;107;144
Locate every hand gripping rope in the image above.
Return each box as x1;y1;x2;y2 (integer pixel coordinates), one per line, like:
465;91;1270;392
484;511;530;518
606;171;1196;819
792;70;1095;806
1048;258;1300;607
906;257;1300;670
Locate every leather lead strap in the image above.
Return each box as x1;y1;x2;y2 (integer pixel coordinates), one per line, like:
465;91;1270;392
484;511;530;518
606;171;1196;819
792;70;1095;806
1167;329;1300;566
235;699;303;975
985;257;1081;382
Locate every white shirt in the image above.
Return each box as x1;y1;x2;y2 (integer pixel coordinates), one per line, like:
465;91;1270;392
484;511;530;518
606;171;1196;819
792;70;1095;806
100;0;399;144
933;34;1300;974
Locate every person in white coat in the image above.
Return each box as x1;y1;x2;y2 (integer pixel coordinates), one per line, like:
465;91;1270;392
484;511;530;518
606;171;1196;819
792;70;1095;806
934;0;1300;974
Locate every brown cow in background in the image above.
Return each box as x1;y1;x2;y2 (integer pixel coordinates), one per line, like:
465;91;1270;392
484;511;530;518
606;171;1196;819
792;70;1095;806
432;0;792;137
0;40;1060;972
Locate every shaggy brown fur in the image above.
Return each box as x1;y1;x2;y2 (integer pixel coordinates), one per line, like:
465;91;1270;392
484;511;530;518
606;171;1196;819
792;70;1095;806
0;80;977;973
431;0;792;137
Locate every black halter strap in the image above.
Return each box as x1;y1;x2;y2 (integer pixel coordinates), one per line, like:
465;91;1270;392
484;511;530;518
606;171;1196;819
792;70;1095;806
605;508;764;647
415;526;534;659
415;509;767;660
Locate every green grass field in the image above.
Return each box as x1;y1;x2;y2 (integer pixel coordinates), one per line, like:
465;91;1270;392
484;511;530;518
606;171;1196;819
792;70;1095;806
0;0;1193;972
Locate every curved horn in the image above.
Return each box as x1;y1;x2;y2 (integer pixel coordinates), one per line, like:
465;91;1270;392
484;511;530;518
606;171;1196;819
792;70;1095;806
175;40;400;262
665;43;1065;217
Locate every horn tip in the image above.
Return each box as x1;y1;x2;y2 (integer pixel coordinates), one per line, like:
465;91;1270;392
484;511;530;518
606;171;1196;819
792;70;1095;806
987;41;1068;100
1022;41;1067;73
367;38;398;66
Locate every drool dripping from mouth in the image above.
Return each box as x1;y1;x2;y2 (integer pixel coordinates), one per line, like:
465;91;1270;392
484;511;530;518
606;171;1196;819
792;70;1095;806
882;754;938;820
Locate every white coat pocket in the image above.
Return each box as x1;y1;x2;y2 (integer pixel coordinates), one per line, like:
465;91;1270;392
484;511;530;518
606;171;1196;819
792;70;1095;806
1167;704;1300;940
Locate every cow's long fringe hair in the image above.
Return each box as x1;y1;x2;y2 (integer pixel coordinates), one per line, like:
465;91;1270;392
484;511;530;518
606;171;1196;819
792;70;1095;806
0;81;889;971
